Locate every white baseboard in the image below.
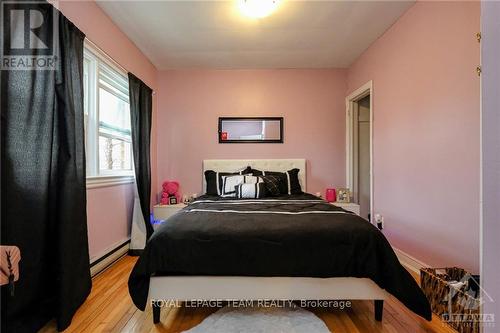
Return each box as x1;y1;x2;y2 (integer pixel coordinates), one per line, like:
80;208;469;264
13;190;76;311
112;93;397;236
90;239;130;277
393;247;428;275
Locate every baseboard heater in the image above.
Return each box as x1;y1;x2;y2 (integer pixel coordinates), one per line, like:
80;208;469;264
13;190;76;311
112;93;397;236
90;239;130;277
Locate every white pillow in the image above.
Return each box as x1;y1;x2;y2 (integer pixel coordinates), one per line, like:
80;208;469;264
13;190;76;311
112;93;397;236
235;183;266;199
221;175;247;197
243;175;263;184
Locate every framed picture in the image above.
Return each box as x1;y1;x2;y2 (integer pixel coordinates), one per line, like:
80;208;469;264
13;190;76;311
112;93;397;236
336;188;351;203
169;196;178;205
218;117;283;143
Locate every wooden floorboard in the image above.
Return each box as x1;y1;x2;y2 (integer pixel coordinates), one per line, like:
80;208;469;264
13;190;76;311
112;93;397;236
40;256;457;333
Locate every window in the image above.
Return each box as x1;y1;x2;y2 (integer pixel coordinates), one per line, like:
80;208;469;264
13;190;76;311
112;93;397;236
84;43;134;185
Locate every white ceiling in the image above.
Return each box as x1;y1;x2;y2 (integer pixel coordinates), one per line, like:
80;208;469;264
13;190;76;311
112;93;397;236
96;1;414;69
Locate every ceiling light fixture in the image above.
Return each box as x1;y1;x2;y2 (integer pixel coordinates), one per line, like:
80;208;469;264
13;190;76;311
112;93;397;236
238;0;280;19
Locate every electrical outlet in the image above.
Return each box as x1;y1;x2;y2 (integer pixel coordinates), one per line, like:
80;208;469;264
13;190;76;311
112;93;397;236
375;214;384;230
378;220;384;230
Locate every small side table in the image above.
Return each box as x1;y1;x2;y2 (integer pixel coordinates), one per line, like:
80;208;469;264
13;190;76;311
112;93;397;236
152;203;187;229
330;202;360;216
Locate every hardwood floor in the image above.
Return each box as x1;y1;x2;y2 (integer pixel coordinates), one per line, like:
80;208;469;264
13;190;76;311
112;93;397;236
40;256;456;333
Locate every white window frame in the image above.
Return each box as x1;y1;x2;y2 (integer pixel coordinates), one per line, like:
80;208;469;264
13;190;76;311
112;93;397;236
84;41;134;188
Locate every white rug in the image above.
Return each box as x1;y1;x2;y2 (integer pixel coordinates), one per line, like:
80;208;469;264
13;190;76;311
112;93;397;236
183;305;331;333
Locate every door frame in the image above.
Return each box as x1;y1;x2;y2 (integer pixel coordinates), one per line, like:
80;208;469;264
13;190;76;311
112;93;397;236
345;81;373;223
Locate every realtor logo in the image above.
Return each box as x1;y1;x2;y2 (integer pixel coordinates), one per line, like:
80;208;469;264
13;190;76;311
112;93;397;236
441;274;495;329
1;1;58;70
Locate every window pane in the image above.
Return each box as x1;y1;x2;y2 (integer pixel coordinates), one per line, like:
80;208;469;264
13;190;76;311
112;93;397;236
99;87;131;134
99;62;129;97
98;136;132;172
99;69;129;100
84;43;134;178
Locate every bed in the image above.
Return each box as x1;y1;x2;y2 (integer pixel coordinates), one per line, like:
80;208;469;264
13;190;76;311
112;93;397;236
128;159;431;324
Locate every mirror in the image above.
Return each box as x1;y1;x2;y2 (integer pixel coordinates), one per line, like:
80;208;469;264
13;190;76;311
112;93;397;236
218;117;283;143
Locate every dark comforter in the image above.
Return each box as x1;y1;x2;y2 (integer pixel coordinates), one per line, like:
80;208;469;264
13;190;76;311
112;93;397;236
129;193;431;320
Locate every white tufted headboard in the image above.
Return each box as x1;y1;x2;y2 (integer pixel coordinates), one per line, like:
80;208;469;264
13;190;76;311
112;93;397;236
202;159;306;194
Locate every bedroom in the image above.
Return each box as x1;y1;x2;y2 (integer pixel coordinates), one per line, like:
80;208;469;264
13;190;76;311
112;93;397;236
1;0;499;332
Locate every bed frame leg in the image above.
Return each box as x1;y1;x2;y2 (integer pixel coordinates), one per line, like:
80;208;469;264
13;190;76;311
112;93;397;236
153;302;161;324
374;300;383;321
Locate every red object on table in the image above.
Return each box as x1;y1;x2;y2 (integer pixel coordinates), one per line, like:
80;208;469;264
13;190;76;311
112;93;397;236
325;188;336;202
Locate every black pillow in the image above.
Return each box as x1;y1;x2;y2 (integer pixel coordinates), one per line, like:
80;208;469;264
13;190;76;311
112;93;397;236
249;168;263;176
286;168;302;194
251;168;302;195
204;166;252;195
261;171;288;194
262;175;282;196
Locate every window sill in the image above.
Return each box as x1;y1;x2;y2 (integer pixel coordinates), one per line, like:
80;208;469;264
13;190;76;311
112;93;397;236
86;175;135;189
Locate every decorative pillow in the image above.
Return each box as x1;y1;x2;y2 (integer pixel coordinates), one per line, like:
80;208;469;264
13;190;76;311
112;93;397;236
235;183;266;199
249;168;263;176
262;174;282;196
221;175;246;197
204;166;252;195
261;171;288;194
286;168;302;194
251;168;302;195
221;175;263;197
243;175;263;184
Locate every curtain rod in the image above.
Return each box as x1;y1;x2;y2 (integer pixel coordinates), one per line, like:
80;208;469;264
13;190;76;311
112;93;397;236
84;37;156;95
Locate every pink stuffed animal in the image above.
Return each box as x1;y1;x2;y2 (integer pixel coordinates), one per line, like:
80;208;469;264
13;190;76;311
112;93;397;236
161;180;181;205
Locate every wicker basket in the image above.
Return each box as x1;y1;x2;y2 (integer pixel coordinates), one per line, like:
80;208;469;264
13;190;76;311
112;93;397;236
420;267;480;333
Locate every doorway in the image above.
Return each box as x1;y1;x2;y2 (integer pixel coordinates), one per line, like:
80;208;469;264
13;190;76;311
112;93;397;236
346;81;373;222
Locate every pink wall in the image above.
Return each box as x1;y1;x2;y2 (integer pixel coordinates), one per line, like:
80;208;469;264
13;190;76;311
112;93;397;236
347;2;480;272
156;69;347;197
57;1;158;260
86;186;134;260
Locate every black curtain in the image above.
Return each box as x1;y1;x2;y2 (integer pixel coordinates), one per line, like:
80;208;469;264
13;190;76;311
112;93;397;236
1;4;91;332
128;73;154;239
